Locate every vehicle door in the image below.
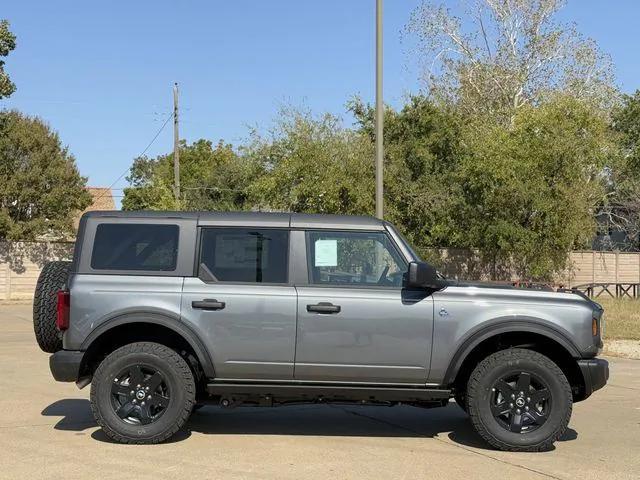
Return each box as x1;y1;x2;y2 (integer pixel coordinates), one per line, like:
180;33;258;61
181;227;297;380
294;229;434;384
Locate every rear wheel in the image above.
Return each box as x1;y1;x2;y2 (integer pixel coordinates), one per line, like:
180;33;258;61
466;348;572;452
90;342;195;444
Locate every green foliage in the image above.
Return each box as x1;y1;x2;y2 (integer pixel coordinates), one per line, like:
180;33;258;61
122;110;376;216
0;20;16;99
246;108;375;214
603;90;640;247
613;91;640;173
349;96;462;253
122;139;259;212
449;96;616;278
0;110;92;240
351;95;615;280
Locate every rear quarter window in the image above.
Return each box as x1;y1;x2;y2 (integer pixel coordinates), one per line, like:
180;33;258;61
91;223;179;271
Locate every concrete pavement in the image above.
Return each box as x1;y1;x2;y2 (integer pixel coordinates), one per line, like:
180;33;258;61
1;303;638;480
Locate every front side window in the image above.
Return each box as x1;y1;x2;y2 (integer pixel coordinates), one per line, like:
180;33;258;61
91;224;179;271
199;228;288;283
307;231;406;287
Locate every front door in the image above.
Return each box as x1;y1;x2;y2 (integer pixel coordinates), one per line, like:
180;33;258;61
294;230;434;384
181;227;297;380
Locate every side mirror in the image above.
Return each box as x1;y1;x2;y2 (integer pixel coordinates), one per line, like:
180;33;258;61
406;261;444;289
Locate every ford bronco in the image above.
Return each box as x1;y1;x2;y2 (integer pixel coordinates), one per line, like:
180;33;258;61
33;211;608;450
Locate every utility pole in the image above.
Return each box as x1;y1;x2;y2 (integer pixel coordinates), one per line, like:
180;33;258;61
375;0;384;219
173;82;180;202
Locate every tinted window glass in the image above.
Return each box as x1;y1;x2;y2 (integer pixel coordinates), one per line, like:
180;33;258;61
200;228;288;283
91;224;179;271
307;231;406;287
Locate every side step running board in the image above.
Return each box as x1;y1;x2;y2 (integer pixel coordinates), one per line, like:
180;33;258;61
206;382;451;403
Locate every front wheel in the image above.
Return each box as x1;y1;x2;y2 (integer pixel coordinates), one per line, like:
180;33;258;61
466;348;572;452
90;342;195;444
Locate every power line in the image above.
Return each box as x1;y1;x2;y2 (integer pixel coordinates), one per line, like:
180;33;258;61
93;111;174;204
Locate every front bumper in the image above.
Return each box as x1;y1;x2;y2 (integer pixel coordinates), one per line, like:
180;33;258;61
577;358;609;400
49;350;84;382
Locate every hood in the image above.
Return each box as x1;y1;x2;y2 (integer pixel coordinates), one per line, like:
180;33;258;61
447;279;597;306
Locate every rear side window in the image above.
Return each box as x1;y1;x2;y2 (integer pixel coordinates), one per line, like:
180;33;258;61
199;228;288;283
91;224;179;271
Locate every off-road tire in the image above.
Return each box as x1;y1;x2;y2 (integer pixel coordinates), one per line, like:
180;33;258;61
33;261;71;353
90;342;195;444
466;348;572;452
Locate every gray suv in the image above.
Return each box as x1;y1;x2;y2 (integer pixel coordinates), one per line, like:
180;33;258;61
33;211;608;450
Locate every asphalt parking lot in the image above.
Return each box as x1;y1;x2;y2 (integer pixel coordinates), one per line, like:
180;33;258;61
0;303;638;480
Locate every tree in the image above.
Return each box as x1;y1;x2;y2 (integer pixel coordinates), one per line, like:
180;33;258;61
449;95;617;278
599;90;640;249
0;20;16;99
122;139;258;211
406;0;616;124
0;110;92;240
352;94;617;279
349;96;461;254
613;90;640;171
246;107;375;215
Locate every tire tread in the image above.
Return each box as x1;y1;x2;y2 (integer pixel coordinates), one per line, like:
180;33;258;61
90;342;195;444
466;348;572;452
32;261;70;353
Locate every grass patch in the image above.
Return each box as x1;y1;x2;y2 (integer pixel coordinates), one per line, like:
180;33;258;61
596;298;640;340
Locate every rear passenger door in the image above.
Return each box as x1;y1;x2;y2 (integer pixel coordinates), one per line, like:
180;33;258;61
294;230;434;384
181;227;297;380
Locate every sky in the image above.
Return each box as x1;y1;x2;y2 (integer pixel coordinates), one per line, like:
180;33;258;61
2;0;640;202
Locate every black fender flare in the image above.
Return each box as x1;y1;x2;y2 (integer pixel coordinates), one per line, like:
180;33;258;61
80;309;216;378
442;318;581;386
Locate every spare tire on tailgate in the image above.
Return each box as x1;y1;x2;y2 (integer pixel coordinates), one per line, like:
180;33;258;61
33;261;71;353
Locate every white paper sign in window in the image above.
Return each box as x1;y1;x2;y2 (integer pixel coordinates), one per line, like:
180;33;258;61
314;239;338;267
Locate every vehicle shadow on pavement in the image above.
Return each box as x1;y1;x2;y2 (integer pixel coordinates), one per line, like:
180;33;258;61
42;399;97;431
41;398;194;443
41;399;578;450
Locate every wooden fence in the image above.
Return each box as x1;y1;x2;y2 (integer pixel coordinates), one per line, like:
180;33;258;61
562;251;640;287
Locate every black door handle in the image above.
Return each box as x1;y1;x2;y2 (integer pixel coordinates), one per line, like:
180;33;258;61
192;299;226;311
307;302;341;314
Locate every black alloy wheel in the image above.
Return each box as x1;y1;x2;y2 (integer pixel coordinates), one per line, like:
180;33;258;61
111;364;171;425
490;371;551;434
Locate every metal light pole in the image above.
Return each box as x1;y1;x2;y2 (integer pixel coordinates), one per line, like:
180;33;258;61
375;0;384;219
173;82;180;202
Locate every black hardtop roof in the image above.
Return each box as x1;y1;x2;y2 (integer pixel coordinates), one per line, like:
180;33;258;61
82;210;386;230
